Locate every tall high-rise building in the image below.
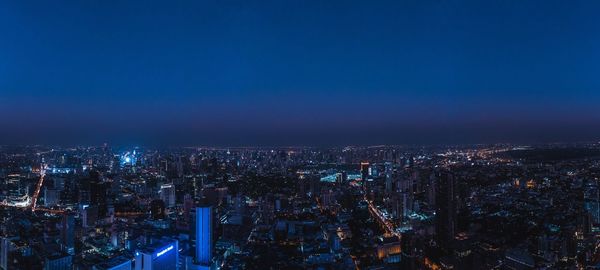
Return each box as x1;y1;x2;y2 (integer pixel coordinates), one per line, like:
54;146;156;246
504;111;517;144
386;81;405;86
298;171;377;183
89;171;107;206
361;162;370;191
160;184;176;208
82;205;99;228
384;162;393;194
360;162;370;181
435;171;456;252
60;213;75;255
194;206;213;268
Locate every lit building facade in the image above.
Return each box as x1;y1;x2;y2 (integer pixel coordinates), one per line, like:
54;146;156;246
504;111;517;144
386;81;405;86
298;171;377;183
135;240;179;270
195;206;212;267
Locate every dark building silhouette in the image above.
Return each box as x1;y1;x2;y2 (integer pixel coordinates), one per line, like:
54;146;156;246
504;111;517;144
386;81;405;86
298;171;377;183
150;199;166;220
435;171;456;253
60;213;75;255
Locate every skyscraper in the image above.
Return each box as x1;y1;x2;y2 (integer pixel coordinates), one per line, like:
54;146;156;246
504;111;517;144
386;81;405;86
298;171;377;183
361;162;370;191
384;162;393;194
195;206;213;268
60;213;75;255
160;184;176;208
435;171;456;253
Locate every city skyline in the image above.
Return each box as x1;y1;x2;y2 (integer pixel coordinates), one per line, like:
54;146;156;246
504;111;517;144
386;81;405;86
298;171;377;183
2;1;600;269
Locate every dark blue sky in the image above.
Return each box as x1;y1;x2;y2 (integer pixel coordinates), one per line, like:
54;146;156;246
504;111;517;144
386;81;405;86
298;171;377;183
1;0;600;145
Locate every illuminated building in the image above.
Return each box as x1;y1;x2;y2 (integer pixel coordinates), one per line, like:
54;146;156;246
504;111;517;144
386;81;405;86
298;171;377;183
82;205;99;228
120;150;138;167
435;171;456;253
384;162;393;194
361;162;370;191
193;206;213;269
134;240;179;270
360;162;370;181
5;175;29;207
88;171;108;215
159;184;176;208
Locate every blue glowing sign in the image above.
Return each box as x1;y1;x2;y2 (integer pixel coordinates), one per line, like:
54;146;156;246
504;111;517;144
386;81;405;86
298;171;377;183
156;245;174;257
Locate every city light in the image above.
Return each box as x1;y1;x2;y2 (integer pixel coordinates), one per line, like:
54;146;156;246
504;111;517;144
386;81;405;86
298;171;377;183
156;245;173;257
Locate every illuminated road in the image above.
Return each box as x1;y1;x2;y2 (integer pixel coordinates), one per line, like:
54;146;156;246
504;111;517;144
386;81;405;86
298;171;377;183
30;168;46;211
366;199;401;238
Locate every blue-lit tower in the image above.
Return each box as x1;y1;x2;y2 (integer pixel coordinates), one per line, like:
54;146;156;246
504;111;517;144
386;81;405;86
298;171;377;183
195;206;213;268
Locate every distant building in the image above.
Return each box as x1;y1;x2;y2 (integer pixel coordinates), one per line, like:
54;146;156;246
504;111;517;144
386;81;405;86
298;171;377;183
82;205;99;228
160;184;176;208
360;162;370;182
435;171;456;252
44;188;60;207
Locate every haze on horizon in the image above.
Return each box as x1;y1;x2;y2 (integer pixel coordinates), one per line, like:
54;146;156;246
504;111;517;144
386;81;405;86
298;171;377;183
1;0;600;146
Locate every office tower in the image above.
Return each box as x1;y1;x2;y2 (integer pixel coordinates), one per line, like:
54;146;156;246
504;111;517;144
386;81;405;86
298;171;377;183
60;213;75;255
44;187;60;206
584;180;600;224
180;194;194;229
195;206;213;267
427;173;437;206
385;162;393;194
361;162;370;191
82;205;99;228
360;162;370;181
160;184;176;208
435;171;456;253
89;171;107;205
135;240;179;270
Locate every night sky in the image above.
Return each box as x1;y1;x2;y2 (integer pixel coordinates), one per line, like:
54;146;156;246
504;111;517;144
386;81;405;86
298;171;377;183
1;1;600;146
